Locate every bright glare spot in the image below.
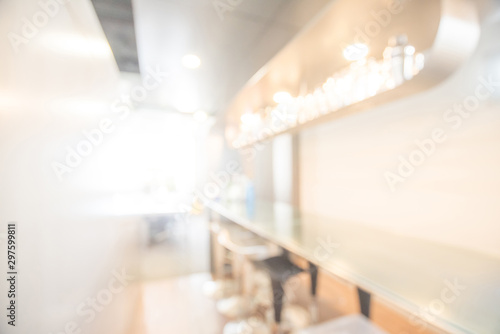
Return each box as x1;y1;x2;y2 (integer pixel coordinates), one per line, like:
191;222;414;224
405;45;416;55
240;113;260;126
51;98;108;115
193;110;208;122
0;91;19;110
182;54;201;69
178;106;197;114
343;43;369;61
273;91;292;104
40;33;112;58
171;78;200;113
71;112;197;194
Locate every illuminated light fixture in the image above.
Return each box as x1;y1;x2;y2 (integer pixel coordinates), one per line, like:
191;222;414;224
233;37;426;149
343;43;369;61
273;91;292;104
240;112;260;126
193;110;208;122
182;54;201;69
405;45;416;55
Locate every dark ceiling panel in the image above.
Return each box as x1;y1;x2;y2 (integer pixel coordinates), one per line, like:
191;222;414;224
91;0;140;73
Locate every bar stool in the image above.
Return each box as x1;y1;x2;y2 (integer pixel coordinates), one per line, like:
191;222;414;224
203;219;238;299
296;314;388;334
253;253;319;333
216;226;282;320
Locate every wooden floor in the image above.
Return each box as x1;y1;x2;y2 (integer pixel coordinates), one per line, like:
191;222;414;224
140;216;210;280
132;217;226;334
133;272;341;334
139;273;227;334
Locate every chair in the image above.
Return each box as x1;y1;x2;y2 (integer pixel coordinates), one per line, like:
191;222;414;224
252;253;319;333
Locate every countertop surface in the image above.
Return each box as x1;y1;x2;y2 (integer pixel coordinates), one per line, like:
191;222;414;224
207;199;500;334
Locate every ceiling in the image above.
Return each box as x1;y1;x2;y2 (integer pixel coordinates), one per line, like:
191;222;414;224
91;0;333;114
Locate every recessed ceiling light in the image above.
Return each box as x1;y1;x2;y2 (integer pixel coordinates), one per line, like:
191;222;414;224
342;43;369;61
273;91;292;104
182;54;201;69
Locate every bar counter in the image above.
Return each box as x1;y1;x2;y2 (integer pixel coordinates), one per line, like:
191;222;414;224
207;199;500;334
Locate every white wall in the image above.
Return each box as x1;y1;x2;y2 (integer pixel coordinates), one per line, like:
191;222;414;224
299;6;500;258
0;1;142;334
272;134;300;205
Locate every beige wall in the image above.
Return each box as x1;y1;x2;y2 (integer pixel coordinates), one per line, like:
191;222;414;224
299;9;500;258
